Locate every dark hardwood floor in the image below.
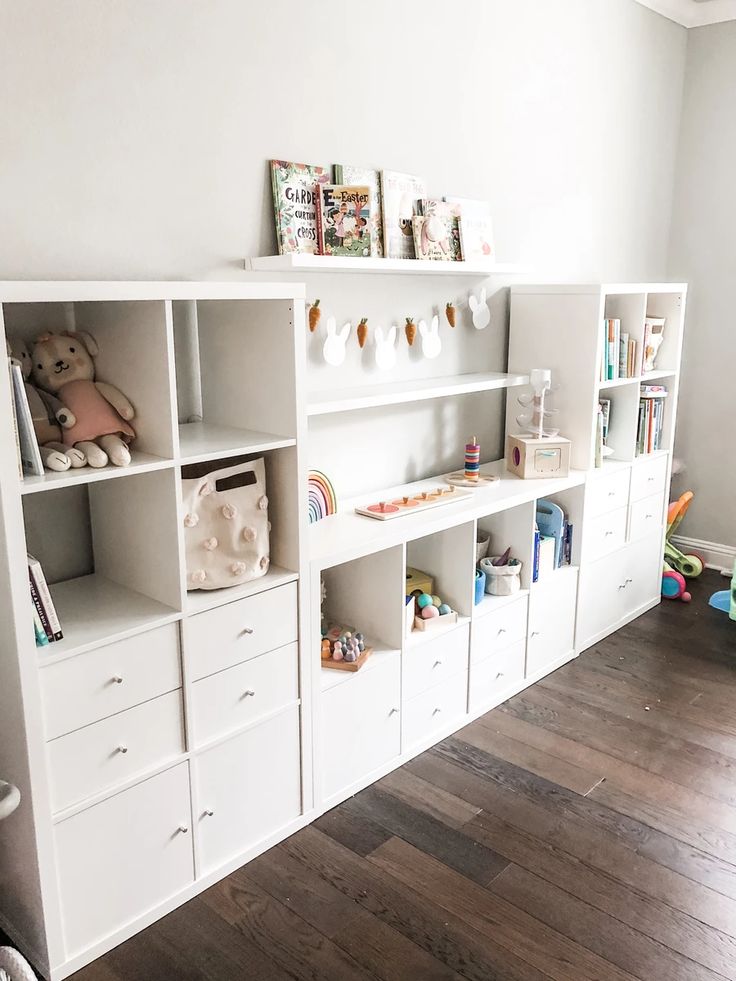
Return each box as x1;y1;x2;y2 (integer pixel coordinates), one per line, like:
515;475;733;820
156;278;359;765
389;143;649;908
13;569;736;980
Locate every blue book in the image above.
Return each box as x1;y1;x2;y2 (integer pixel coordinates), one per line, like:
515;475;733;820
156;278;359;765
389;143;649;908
536;500;565;569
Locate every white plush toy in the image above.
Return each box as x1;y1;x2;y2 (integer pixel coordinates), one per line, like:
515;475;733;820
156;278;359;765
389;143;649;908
374;325;398;370
418;316;442;359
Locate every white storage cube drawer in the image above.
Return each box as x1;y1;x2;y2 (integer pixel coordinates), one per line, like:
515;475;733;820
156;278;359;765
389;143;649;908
192;642;298;746
629;492;666;543
584;506;628;563
41;624;181;741
54;762;194;958
471;595;528;665
526;570;578;677
187;581;297;681
403;624;470;700
402;670;468;750
195;706;301;874
47;691;185;813
630;454;668;503
321;655;401;801
585;467;631;518
469;639;526;712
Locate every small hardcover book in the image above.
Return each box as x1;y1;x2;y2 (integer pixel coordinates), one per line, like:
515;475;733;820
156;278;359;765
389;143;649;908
334;165;383;257
317;185;372;257
380;171;426;259
444;197;494;261
27;553;62;642
270;160;331;255
10;362;43;476
411;214;462;261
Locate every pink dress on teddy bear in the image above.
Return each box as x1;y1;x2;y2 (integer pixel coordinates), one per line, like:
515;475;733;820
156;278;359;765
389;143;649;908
59;380;135;447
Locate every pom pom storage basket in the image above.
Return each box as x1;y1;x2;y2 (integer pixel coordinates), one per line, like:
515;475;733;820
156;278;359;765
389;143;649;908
480;557;522;597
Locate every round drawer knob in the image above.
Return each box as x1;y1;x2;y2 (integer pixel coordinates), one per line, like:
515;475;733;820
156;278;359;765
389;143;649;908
117;744;128;754
178;825;189;834
112;675;123;685
625;578;633;585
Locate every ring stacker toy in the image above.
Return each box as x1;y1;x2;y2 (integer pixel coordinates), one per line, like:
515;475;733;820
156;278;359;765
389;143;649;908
355;484;473;521
445;434;498;488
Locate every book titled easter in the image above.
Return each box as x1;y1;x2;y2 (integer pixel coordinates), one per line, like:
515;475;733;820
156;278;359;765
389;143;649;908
317;185;373;257
270;159;331;255
334;164;384;257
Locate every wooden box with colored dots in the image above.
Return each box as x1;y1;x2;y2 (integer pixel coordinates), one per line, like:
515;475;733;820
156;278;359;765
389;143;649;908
506;434;571;479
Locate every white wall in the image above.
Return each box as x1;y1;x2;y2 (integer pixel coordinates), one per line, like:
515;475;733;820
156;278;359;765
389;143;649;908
0;0;687;497
668;21;736;554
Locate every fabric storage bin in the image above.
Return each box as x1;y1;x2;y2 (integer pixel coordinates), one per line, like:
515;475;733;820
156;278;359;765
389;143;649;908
480;557;522;596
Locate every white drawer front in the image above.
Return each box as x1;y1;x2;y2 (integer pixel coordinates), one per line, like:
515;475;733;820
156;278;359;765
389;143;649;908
586;467;631;518
322;655;400;801
577;550;626;651
192;642;298;746
403;623;470;700
196;706;301;874
585;506;628;562
469;639;526;712
187;581;297;681
527;570;578;677
41;625;181;741
629;492;665;543
55;762;193;958
402;671;468;750
471;595;528;665
630;454;668;503
48;691;185;813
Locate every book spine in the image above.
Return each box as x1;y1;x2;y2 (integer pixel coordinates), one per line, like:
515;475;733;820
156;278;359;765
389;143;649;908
8;358;23;478
533;529;540;583
28;568;53;642
32;602;49;647
11;364;44;477
607;320;615;380
315;188;324;256
28;557;62;641
619;332;629;378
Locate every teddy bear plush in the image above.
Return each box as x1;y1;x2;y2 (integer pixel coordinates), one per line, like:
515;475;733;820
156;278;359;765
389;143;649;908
31;331;136;468
7;337;87;472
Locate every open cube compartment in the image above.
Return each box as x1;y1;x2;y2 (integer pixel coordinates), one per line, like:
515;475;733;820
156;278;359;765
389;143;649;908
476;502;534;614
406;522;474;643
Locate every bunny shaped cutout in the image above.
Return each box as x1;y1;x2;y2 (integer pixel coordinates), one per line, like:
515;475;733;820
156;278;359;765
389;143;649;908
322;317;351;367
468;287;491;330
374;325;398;370
418;316;442;359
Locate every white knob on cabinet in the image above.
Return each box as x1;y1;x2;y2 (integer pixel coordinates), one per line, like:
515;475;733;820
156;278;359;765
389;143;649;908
204;809;214;817
389;708;399;716
625;578;633;585
432;707;442;716
178;825;189;834
531;630;541;638
239;627;254;637
433;660;442;668
242;689;256;698
117;744;128;754
112;675;123;685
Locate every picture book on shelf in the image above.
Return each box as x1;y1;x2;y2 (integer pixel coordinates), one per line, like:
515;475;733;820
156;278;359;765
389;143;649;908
411;213;462;261
334;164;383;257
10;361;43;476
380;170;426;259
270;159;331;255
444;197;494;261
28;553;63;643
642;317;665;373
317;184;372;257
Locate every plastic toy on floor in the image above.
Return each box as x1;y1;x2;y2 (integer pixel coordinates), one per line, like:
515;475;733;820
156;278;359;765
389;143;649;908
661;491;703;601
709;561;736;621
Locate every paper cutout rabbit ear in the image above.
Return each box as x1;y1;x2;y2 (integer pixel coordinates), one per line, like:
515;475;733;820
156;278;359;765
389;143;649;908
480;287;487;304
468;294;478;311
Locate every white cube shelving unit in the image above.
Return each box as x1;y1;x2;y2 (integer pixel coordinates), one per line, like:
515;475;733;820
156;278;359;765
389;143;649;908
0;279;685;981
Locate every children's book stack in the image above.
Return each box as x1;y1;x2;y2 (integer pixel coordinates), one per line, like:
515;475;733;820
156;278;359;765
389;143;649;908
269;159;494;262
28;553;62;648
533;500;573;582
637;385;667;455
599;319;638;382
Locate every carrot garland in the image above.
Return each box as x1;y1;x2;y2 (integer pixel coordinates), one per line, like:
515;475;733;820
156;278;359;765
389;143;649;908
308;299;321;333
446;302;456;328
357;318;368;348
405;317;417;346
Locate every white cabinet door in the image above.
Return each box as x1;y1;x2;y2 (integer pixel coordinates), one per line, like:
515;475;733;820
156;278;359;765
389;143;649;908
321;655;401;801
471;595;528;665
629;493;665;543
195;706;301;875
620;532;662;621
577;550;626;652
526;569;578;677
585;467;631;518
584;507;628;563
630;454;668;503
55;763;194;958
403;623;469;700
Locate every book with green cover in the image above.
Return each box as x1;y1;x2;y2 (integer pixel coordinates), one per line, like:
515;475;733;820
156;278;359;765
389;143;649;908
270;160;331;255
334;165;383;257
317;185;372;257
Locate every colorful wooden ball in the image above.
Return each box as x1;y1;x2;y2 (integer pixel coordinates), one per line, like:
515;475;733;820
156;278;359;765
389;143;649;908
431;595;442;607
438;603;452;616
417;593;433;609
421;605;440;620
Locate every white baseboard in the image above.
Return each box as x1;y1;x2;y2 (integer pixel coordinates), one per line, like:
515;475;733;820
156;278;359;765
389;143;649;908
671;535;735;574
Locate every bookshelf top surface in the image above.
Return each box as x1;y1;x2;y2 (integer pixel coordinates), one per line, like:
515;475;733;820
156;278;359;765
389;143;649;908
0;281;305;303
512;283;687;296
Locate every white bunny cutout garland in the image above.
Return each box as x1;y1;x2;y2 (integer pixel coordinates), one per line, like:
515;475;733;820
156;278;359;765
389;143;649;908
418;316;441;359
374;325;398;370
469;287;491;330
322;317;351;366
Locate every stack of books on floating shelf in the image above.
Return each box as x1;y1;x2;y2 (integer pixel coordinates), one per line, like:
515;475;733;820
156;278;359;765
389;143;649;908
28;553;62;648
600;319;638;382
637;385;667;456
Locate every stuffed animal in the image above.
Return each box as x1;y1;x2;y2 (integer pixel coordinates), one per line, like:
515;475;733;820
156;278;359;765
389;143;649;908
7;337;87;472
31;331;136;468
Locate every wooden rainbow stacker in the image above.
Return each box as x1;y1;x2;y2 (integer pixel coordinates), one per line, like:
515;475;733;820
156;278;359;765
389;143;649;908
355;484;474;521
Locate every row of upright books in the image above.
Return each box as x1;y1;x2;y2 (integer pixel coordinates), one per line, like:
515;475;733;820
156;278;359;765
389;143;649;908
637;385;667;456
533;499;573;582
600;319;638;382
270;160;494;262
28;553;63;647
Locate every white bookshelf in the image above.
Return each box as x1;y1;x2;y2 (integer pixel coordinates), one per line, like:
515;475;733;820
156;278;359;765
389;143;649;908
0;280;686;981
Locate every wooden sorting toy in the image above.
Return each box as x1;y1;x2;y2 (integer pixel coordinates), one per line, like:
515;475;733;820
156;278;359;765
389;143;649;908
355;485;473;521
321;626;373;672
465;435;480;482
410;591;458;632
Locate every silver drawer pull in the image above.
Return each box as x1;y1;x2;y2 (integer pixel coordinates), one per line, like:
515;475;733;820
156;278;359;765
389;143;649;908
608;491;616;496
117;744;128;754
645;513;653;519
242;689;256;698
647;476;655;482
498;627;507;634
432;707;442;716
111;675;123;685
604;531;614;537
625;578;633;585
239;627;254;637
531;631;540;638
389;707;399;716
433;660;442;668
204;809;214;817
178;825;189;834
618;583;626;590
495;672;505;680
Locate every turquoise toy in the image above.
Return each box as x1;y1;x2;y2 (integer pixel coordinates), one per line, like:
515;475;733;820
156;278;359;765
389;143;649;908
417;593;433;609
709;560;736;621
439;603;452;615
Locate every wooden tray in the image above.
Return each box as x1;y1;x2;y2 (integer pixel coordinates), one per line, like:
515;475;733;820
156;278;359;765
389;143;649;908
321;647;373;672
413;612;458;632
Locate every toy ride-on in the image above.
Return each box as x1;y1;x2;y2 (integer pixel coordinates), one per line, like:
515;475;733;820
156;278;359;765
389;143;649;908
662;491;704;602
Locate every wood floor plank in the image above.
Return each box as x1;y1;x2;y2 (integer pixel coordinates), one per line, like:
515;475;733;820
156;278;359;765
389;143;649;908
369;836;641;981
341;784;509;884
376;766;482;829
313;799;394;857
490;863;732;981
283;826;551;981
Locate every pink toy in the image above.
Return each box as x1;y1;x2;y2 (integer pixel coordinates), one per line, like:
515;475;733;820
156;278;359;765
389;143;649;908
421;605;440;619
